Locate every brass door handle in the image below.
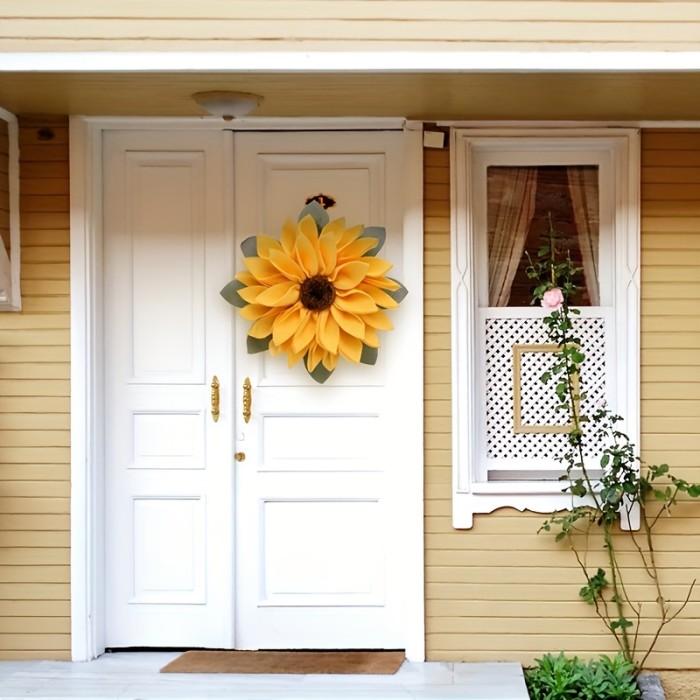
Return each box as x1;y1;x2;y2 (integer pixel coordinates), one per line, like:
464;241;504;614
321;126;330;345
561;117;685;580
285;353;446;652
234;452;246;462
211;376;220;422
243;377;251;423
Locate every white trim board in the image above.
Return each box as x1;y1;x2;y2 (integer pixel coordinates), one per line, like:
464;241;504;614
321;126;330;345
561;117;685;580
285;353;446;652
69;116;425;662
449;127;641;530
8;51;700;72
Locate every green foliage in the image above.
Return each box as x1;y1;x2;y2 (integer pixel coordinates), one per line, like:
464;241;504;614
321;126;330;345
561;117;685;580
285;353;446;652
525;653;640;700
528;216;700;671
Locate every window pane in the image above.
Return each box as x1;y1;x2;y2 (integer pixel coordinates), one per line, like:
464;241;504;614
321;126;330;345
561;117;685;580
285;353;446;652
486;165;600;307
0;119;9;259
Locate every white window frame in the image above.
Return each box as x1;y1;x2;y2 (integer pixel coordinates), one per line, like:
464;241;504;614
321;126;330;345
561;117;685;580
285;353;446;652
450;128;640;529
0;106;21;310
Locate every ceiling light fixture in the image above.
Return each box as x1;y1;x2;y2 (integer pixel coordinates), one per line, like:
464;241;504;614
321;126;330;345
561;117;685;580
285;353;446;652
191;91;264;121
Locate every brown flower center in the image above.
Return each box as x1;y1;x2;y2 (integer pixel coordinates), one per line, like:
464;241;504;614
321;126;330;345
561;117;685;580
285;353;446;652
299;275;336;311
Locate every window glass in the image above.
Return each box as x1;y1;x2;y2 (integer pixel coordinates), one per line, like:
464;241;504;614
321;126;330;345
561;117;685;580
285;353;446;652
0;119;9;259
486;165;600;307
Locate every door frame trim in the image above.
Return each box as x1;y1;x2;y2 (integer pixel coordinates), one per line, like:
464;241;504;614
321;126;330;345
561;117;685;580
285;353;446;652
70;116;425;662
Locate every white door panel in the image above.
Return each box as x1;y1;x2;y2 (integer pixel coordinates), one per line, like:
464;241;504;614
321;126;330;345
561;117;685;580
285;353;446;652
233;131;411;649
102;127;419;652
103;131;234;648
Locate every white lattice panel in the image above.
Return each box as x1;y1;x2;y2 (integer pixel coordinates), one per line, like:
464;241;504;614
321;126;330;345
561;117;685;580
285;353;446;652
485;317;606;461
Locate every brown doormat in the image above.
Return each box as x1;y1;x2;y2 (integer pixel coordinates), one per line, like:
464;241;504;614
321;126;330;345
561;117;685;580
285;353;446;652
161;650;405;675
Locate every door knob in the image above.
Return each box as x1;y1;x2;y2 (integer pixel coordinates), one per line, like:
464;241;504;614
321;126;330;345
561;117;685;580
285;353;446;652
234;452;246;462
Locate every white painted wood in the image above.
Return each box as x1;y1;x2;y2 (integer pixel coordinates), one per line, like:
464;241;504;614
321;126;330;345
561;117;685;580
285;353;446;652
450;128;640;529
70;115;105;662
102;130;234;647
0;106;20;310
70;117;423;661
7;50;700;73
232;131;420;650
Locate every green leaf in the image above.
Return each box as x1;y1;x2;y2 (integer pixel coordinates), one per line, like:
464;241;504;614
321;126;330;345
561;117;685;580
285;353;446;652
220;279;248;308
240;236;258;258
384;279;409;304
359;344;379;366
689;484;700;498
247;335;272;354
610;617;633;631
304;355;333;384
360;226;387;256
298;200;329;232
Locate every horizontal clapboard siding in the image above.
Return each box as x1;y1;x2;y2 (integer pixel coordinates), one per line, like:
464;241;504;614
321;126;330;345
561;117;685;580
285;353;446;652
0;117;70;660
424;133;700;668
2;1;700;51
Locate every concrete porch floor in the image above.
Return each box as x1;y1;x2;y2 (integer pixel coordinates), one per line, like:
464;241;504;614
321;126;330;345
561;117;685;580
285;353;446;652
0;651;530;699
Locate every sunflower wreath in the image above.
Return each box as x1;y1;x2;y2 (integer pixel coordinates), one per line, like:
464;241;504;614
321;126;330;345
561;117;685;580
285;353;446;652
221;201;408;384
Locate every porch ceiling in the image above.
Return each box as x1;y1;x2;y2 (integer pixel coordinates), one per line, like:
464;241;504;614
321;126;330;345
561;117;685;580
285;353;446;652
0;72;700;120
2;70;700;121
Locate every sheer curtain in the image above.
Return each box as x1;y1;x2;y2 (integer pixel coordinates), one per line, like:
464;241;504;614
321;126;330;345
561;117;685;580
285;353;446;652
488;167;538;307
567;166;600;305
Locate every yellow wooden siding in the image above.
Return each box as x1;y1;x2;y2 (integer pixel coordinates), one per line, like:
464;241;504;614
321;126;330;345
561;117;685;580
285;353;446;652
424;132;700;668
2;1;700;52
0;117;70;661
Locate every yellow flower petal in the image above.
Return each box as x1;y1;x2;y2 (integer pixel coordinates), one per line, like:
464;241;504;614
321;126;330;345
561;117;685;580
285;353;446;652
330;305;366;339
316;309;340;353
256;281;300;308
318;231;338;275
363;257;393;277
338;331;363;364
321;218;347;236
268;248;305;282
235;270;257;286
248;309;282;338
306;342;325;372
336;223;364;249
321;350;339;372
292;312;316;353
363;276;400;292
331;260;370;290
245;257;288;285
294;233;320;277
272;303;305;346
363;325;380;348
298;214;320;243
284;343;307;368
334;289;378;314
239;303;274;321
272;335;306;367
337;237;377;263
363;310;394;331
358;283;399;309
281;219;298;256
256;234;283;258
237;285;269;304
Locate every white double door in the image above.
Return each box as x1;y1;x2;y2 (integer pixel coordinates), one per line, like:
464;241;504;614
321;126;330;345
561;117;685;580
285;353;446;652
103;127;416;651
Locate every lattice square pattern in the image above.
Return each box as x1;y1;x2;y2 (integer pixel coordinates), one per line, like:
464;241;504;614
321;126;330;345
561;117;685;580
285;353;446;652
485;317;606;461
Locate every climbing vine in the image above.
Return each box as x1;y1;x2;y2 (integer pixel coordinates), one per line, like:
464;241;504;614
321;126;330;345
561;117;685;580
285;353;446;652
527;216;700;672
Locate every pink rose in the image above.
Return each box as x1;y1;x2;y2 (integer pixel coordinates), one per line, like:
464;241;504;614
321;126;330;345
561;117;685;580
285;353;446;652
542;287;564;311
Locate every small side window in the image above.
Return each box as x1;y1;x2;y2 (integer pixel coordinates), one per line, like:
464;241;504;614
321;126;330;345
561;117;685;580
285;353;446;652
451;129;640;528
0;107;20;310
